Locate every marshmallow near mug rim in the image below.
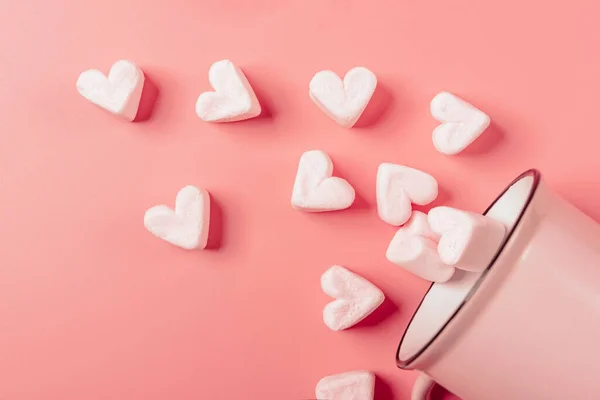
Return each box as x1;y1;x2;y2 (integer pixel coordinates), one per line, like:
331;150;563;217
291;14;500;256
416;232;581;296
396;170;539;369
396;169;600;399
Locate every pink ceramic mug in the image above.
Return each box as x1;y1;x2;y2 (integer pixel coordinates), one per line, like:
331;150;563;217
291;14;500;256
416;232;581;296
397;170;600;400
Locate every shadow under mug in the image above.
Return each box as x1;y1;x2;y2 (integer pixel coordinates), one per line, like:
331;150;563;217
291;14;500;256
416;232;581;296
397;170;600;400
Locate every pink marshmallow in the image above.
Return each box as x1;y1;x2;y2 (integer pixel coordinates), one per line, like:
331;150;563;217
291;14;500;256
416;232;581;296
386;212;455;282
428;206;507;272
315;370;375;400
321;265;384;331
376;163;438;226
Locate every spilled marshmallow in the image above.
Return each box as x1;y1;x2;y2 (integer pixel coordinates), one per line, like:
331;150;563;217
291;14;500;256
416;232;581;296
430;92;490;155
309;67;377;128
291;150;355;212
195;59;261;122
377;163;438;226
144;185;210;250
428;206;506;272
386;211;455;282
315;370;375;400
76;60;145;121
321;265;384;331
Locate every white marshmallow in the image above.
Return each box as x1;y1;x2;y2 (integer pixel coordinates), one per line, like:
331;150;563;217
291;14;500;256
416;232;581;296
291;150;355;212
316;370;375;400
195;59;261;122
144;185;210;250
430;92;490;155
309;67;377;128
386;212;455;282
76;60;145;121
376;163;438;226
398;210;440;241
321;265;384;331
428;206;506;272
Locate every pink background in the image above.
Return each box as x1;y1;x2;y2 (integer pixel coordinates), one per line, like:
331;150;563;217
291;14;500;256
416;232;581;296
1;0;599;399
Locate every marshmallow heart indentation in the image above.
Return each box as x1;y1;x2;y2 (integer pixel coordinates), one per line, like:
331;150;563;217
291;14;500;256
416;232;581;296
428;206;506;272
376;163;438;226
144;185;210;250
195;59;261;122
291;150;355;212
321;265;384;331
386;211;455;282
430;92;490;155
76;60;145;121
309;67;377;128
315;370;376;400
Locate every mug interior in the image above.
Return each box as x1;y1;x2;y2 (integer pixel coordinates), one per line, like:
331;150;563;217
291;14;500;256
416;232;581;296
396;170;540;366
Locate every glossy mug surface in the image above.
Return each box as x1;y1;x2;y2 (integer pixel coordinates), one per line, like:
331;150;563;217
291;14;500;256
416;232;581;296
398;170;600;400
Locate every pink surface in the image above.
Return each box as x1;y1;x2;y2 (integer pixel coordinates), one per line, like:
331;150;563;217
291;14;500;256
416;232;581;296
0;1;599;399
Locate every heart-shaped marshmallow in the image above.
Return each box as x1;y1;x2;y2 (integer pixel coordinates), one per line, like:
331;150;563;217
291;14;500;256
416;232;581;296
430;92;490;155
315;370;375;400
144;185;210;250
428;207;506;272
321;265;384;331
377;163;438;226
76;60;145;121
195;59;261;122
291;150;355;212
386;211;455;282
309;67;377;128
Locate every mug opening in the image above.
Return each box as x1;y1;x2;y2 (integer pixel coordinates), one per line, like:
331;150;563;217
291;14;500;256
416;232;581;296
396;170;541;367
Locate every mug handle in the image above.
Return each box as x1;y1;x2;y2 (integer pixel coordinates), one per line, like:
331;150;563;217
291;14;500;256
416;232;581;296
411;373;437;400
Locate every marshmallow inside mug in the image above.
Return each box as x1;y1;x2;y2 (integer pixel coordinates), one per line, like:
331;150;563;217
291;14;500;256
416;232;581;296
397;171;537;363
